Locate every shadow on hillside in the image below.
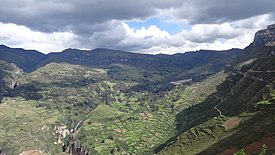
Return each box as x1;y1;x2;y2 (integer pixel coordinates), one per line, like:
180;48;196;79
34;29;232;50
10;78;99;102
12;81;43;100
155;72;268;153
198;104;275;155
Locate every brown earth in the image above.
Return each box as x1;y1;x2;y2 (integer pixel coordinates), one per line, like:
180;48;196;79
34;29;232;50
223;117;243;131
20;150;43;155
218;146;238;155
244;133;275;154
218;133;275;155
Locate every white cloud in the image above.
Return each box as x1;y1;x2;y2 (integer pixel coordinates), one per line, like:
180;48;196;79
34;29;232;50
0;22;79;53
0;13;274;55
124;24;171;38
119;14;275;54
119;23;173;50
0;0;275;55
179;23;243;43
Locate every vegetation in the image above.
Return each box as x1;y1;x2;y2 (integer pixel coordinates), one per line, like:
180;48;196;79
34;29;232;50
0;97;63;154
0;42;274;154
158;45;275;155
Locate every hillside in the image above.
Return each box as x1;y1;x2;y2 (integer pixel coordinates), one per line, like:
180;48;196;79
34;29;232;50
0;52;239;154
0;24;274;155
0;45;241;83
158;26;275;155
0;60;22;102
0;45;46;72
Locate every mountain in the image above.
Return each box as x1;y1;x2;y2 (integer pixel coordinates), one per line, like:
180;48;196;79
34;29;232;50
157;25;275;155
0;45;242;84
39;48;241;83
0;24;274;155
0;60;22;102
41;48;241;71
0;45;46;72
156;49;241;80
0;48;241;154
253;24;275;46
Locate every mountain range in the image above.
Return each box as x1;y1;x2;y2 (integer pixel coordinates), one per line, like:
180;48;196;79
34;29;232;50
0;24;274;155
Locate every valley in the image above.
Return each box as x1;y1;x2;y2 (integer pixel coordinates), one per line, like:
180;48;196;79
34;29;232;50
0;24;274;155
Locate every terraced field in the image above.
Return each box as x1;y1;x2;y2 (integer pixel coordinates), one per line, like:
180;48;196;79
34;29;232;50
0;60;238;155
80;104;176;154
75;71;229;154
0;97;63;154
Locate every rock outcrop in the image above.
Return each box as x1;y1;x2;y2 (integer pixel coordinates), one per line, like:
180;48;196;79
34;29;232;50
0;61;23;102
253;24;275;46
0;146;7;155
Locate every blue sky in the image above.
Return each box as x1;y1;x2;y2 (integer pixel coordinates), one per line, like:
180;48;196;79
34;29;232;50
127;17;189;35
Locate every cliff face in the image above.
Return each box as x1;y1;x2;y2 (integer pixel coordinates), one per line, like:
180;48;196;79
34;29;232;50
253;24;275;46
0;61;23;102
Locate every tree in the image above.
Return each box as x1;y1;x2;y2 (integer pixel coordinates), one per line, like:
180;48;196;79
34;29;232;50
234;149;247;155
259;144;267;155
234;145;268;155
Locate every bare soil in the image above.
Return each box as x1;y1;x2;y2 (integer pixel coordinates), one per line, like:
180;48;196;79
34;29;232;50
244;133;275;154
218;133;275;155
218;146;238;155
20;150;43;155
223;117;243;131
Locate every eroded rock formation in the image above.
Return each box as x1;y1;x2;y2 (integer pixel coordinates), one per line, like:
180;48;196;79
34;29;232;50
253;24;275;46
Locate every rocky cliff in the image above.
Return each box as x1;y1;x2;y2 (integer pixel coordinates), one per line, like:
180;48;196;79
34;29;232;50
253;24;275;46
0;61;22;102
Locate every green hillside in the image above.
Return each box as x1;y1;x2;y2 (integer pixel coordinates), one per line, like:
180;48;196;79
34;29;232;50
0;26;274;155
158;46;275;155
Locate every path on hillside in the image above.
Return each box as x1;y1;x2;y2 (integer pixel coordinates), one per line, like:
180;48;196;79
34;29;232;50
233;69;273;84
248;70;275;73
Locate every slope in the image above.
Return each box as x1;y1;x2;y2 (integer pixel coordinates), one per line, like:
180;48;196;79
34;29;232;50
0;45;46;72
157;29;275;154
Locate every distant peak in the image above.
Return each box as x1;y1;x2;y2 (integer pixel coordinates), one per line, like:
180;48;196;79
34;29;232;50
92;48;121;52
0;44;9;49
62;48;91;53
93;48;111;51
92;48;129;54
253;24;275;46
267;24;275;29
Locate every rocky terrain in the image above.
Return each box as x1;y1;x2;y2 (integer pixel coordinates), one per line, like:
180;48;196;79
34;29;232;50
0;61;22;102
253;24;275;46
158;25;275;155
0;24;274;155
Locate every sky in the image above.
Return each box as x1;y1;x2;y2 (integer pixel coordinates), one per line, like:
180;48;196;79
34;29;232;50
0;0;275;54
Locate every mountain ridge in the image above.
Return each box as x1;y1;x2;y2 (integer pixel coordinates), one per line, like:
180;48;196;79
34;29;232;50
157;24;275;155
0;24;274;155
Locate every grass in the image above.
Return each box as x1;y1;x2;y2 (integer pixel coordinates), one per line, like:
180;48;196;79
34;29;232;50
235;58;257;70
158;54;275;155
160;71;227;112
0;97;63;154
76;70;228;154
2;64;244;154
158;116;229;155
88;104;124;122
21;62;109;84
81;110;176;154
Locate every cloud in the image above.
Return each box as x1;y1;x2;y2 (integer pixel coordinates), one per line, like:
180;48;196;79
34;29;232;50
0;22;79;53
174;0;275;24
84;20;127;49
116;14;274;54
179;23;243;43
2;0;274;33
0;14;274;54
0;0;182;32
0;0;275;54
119;23;173;50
